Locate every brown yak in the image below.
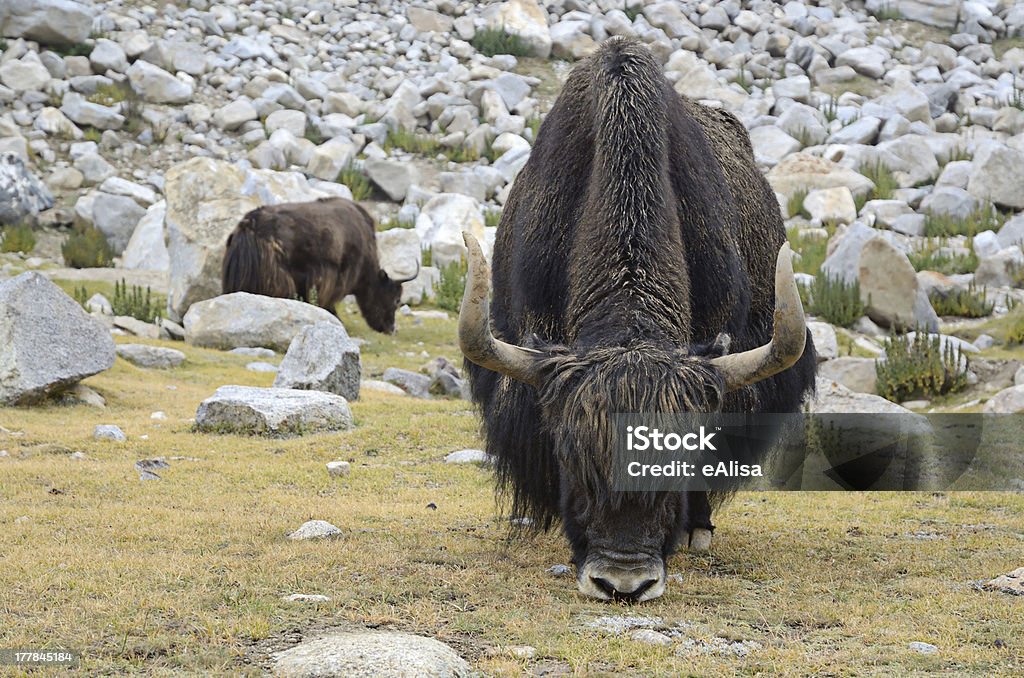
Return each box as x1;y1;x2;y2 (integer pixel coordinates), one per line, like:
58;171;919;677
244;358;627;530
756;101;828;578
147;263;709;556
222;197;418;334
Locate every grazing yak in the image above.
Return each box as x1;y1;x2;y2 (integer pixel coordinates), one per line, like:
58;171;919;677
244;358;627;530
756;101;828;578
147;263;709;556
459;38;817;602
222;197;418;334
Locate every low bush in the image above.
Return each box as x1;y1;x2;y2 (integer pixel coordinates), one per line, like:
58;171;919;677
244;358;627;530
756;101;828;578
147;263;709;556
434;256;467;312
808;271;864;328
875;331;967;402
0;223;37;254
62;224;114;268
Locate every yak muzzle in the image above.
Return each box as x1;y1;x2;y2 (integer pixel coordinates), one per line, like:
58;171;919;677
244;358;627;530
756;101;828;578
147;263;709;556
577;555;666;602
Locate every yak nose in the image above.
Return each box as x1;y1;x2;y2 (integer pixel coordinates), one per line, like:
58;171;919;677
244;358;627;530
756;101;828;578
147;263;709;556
578;560;666;602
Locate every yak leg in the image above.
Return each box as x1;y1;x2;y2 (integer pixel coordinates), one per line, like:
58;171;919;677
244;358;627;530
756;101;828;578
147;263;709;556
684;491;714;552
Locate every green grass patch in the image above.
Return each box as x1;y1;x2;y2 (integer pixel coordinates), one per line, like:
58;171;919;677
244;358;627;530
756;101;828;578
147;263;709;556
907;239;978;275
0;223;37;254
434;256;467;312
807;271;865;328
337;163;374;201
471;27;534;58
62;224;114;269
787;188;808;219
856;161;898;212
929;281;993;318
923;204;1006;238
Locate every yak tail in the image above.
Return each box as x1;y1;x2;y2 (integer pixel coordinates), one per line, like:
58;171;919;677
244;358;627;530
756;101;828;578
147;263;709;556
221;212;296;299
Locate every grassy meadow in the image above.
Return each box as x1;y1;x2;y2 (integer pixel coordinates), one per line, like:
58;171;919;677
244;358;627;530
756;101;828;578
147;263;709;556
0;304;1022;676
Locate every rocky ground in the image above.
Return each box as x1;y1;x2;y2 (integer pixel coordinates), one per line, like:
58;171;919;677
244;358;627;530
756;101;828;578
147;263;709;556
3;0;1024;414
2;0;1024;674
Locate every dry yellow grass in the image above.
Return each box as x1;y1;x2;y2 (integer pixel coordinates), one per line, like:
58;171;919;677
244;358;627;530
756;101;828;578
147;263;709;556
1;308;1022;676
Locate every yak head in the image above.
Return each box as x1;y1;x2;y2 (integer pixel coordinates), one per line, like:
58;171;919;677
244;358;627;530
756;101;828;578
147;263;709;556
458;233;806;602
358;264;420;334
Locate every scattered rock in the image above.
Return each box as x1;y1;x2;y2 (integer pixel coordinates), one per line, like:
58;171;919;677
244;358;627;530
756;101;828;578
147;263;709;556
94;425;126;442
445;449;490;464
273;322;361;401
184;292;343;352
116;344;186;369
194;385;353;435
326;461;351;478
0;273;115;405
281;593;331;603
983;567;1024;596
274;632;471;677
908;641;939;655
287;519;342;541
382;367;433;398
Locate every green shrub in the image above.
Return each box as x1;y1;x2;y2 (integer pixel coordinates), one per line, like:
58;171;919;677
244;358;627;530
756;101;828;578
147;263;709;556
624;5;642;22
928;281;993;318
471;27;533;58
808;271;865;328
787;226;831;277
385;127;483;163
875;331;967;402
857;160;898;205
111;279;162;322
923;203;1006;238
0;223;37;253
819;95;839;123
1004;307;1024;345
62;224;114;268
337;163;373;201
434;256;467;312
787;188;808;219
422;248;433;268
907;239;978;275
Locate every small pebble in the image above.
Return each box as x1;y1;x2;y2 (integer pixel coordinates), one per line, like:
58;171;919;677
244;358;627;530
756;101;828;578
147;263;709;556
94;425;126;442
630;629;673;646
151;411;167;420
287;520;342;540
546;564;571;576
909;641;938;655
281;593;331;603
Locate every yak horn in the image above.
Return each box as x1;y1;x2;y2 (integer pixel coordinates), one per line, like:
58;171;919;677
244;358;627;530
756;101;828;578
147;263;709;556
394;260;420;283
459;232;543;386
711;243;806;391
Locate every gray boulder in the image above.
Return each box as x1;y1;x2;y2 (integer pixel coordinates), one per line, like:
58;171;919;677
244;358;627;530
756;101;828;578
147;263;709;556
382;367;432;398
120;201;169;271
116;344;186;369
967;143;1024;210
274;631;470;678
858;237;939;331
126;60;193;104
194;385;353;435
184;292;343;352
274;322;361;401
92;192;146;254
817;357;878;394
0;0;94;45
0;272;115;405
0;153;54;224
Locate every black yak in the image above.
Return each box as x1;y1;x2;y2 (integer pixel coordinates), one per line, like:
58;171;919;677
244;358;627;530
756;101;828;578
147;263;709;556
459;39;817;602
222;197;418;334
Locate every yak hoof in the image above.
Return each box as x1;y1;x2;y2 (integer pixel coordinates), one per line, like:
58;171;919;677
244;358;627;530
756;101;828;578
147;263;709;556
688;528;713;553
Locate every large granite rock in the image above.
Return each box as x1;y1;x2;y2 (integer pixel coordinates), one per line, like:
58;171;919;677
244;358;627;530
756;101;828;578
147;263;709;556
274;631;471;678
414;193;486;268
163;158;341;321
482;0;552;58
120;201;169;271
0;152;54;224
967;143;1024;211
194;385;353;436
0;0;95;46
858;237;939;332
274;322;361;401
183;292;343;352
0;273;115;405
767;153;875;203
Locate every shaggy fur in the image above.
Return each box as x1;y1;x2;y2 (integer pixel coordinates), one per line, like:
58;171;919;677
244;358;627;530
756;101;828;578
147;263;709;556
466;39;817;539
222;197;406;333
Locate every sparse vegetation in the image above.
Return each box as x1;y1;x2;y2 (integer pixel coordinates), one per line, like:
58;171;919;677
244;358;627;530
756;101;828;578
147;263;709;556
51;42;92;58
875;331;967;402
929;281;993;318
111;279;163;322
624;4;643;22
82;127;102;143
787;227;829;277
857;161;898;211
0;223;37;254
908;239;978;275
434;256;468;312
61;224;114;269
337;163;374;201
376;214;416;231
807;271;865;328
873;3;903;21
384;127;488;163
1006;308;1024;345
470;26;533;58
923;203;1006;238
819;95;839;123
787;188;808;219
